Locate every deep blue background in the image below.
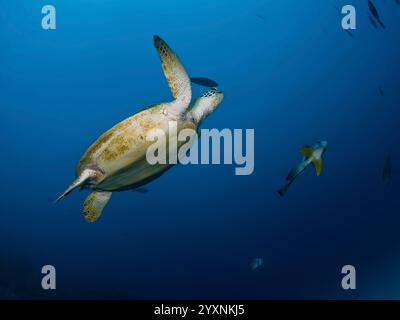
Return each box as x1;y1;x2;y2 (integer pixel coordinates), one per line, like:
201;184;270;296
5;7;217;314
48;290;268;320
0;0;399;299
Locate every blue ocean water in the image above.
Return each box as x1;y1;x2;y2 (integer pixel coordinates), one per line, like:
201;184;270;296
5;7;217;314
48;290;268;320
0;0;399;299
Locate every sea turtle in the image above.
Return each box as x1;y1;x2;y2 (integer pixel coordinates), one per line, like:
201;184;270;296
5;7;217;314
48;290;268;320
56;35;224;223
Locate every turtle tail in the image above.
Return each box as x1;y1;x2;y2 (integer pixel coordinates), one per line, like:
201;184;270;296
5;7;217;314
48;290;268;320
55;169;97;203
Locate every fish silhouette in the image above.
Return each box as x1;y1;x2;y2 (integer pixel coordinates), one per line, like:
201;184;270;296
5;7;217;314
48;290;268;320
250;258;263;270
190;77;219;88
368;0;385;28
255;13;265;21
133;187;149;193
383;155;393;185
278;141;328;197
369;14;378;29
345;29;354;37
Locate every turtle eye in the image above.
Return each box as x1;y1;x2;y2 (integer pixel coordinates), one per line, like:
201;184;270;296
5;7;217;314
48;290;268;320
210;87;222;94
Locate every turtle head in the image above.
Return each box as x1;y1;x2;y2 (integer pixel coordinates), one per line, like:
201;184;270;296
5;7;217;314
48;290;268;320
191;87;224;124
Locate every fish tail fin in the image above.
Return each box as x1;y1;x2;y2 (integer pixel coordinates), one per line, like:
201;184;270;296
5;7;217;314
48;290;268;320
55;169;96;203
277;183;290;197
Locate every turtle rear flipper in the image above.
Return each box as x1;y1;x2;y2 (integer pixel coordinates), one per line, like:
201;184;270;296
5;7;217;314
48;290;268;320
83;191;112;223
55;169;99;202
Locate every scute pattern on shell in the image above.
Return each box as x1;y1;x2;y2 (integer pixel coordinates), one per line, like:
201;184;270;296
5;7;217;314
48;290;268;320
76;105;164;176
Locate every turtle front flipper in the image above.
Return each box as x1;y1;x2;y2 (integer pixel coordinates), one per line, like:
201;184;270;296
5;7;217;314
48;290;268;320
83;191;112;223
153;35;191;109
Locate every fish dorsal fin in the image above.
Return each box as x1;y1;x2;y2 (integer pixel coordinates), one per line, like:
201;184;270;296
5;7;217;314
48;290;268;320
83;191;112;223
299;146;314;158
153;35;191;108
312;159;323;176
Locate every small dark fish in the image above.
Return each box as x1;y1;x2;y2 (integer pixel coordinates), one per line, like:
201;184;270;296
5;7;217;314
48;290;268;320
378;86;384;96
133;187;149;193
395;0;400;6
345;29;354;37
250;258;263;270
368;0;385;28
383;155;393;185
369;14;378;29
256;13;265;20
368;0;380;18
190;77;219;88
